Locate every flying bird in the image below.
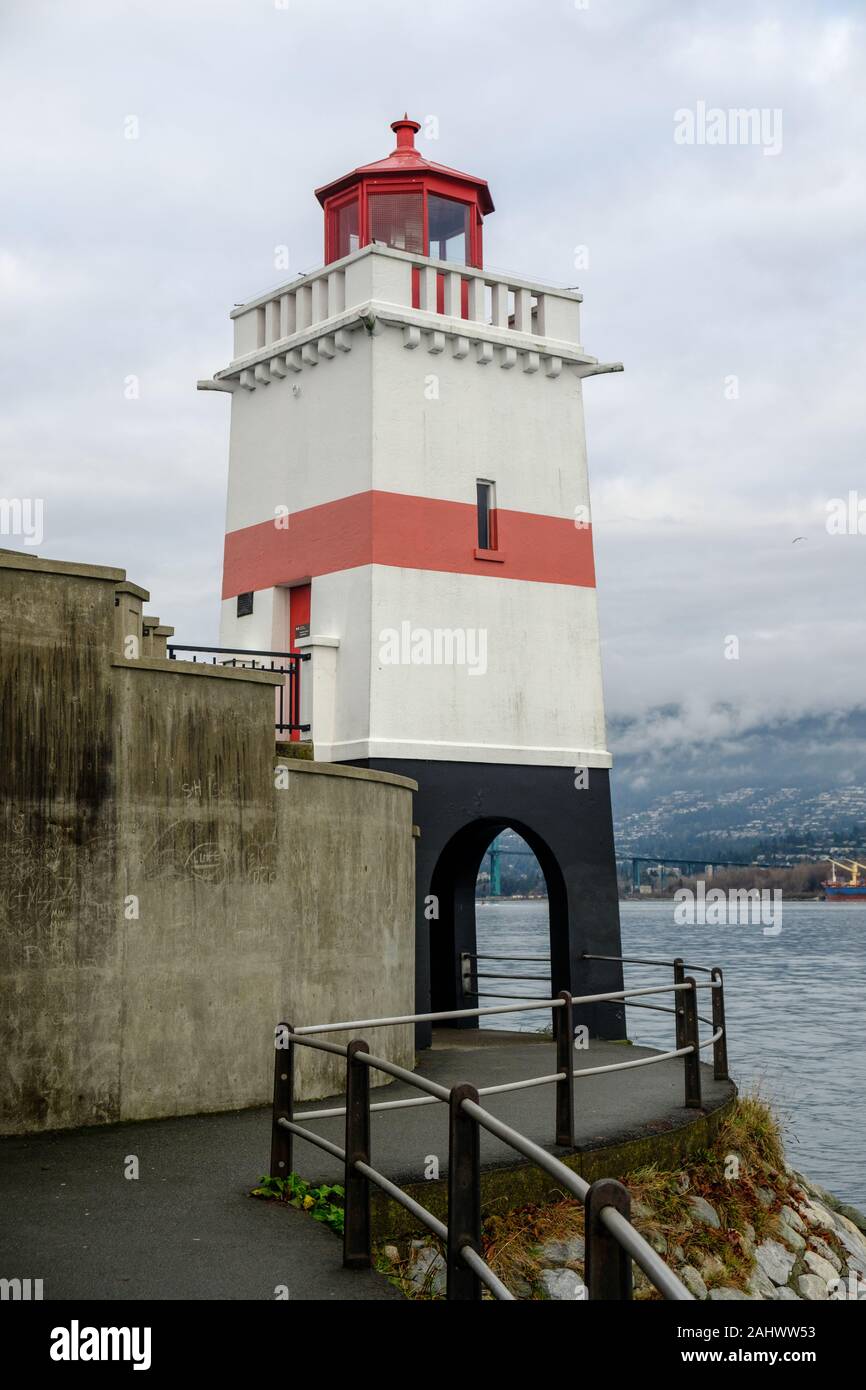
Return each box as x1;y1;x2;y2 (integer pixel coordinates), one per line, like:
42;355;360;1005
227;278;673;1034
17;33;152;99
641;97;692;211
792;536;807;544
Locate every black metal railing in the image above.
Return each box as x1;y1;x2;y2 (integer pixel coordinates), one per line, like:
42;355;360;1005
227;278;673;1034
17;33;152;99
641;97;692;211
166;645;310;735
267;964;730;1300
461;951;729;1086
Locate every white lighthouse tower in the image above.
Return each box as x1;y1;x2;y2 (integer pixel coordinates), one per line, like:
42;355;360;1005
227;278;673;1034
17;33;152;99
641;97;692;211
202;116;626;1043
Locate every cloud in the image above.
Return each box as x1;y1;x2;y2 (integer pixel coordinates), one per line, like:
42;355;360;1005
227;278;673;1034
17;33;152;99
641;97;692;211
0;0;862;734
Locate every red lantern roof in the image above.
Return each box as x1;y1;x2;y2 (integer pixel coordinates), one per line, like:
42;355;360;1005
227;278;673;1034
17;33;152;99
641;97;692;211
315;115;494;268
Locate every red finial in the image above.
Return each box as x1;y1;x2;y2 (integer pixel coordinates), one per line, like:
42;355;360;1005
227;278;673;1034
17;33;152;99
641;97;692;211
390;114;421;152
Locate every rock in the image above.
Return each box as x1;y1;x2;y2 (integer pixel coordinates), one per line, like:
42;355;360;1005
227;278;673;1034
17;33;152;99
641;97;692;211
799;1176;842;1212
836;1202;866;1233
755;1239;796;1286
679;1265;708;1300
748;1266;777;1299
835;1226;866;1274
799;1200;836;1233
511;1277;534;1299
632;1199;654;1221
797;1273;828;1301
709;1287;750;1300
688;1195;721;1229
699;1253;728;1282
774;1286;801;1300
642;1229;667;1256
539;1236;585;1266
834;1211;866;1251
383;1244;400;1263
407;1244;446;1296
756;1186;775;1209
810;1236;842;1272
792;1170;824;1199
803;1250;839;1284
671;1244;686;1264
776;1219;806;1254
780;1205;806;1234
743;1223;756;1247
539;1269;585;1300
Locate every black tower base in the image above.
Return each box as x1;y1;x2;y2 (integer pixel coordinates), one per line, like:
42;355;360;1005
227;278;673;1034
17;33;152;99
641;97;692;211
349;759;626;1049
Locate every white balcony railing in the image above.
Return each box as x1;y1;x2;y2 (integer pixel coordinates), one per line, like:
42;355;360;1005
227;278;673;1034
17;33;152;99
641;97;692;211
200;244;622;392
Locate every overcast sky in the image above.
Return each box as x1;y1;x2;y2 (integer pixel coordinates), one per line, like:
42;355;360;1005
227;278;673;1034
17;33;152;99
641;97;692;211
1;0;863;763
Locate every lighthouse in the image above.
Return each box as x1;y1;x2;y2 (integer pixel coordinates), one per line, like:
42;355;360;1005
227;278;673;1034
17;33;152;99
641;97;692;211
202;117;626;1043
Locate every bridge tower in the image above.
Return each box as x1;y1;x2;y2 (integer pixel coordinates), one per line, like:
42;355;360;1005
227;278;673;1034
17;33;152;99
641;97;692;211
203;116;626;1043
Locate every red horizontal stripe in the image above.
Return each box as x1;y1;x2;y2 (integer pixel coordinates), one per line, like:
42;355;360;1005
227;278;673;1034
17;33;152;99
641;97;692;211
222;491;595;598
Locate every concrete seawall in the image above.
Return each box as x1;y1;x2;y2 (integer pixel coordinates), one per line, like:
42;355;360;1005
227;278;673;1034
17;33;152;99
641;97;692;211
0;552;416;1134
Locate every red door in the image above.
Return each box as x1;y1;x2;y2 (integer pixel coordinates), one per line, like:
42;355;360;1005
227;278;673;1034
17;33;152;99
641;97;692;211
288;584;311;741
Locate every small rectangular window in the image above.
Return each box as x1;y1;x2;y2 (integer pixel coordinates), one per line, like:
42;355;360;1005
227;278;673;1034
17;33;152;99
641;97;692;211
237;591;254;618
476;480;496;550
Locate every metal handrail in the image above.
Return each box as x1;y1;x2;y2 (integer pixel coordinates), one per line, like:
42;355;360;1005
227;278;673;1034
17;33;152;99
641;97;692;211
573;1045;692;1078
296;1067;566;1122
460;1095;589;1197
293;979;714;1038
293;998;566;1033
475;972;551;982
601;1205;692;1300
581;951;714;975
353;1159;448;1244
166;643;309;735
352;1048;451;1101
460;1244;516;1300
278;1117;346;1163
168;643;309;660
468;953;552;963
268;956;731;1301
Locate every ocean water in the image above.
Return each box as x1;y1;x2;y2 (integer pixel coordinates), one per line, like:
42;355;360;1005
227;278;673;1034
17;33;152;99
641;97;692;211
475;898;866;1210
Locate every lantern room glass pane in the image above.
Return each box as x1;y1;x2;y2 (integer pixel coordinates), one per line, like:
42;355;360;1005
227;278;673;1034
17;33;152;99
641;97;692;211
369;191;424;254
428;194;470;264
331;198;359;259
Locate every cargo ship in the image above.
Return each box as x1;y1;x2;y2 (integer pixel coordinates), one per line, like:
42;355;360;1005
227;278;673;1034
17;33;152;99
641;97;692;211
822;858;866;900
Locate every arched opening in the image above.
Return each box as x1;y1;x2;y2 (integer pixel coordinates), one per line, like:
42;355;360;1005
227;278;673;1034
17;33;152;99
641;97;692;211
428;818;570;1033
475;830;550;1032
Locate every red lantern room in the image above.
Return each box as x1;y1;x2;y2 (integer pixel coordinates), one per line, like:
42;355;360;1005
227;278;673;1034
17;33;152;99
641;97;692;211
315;115;494;273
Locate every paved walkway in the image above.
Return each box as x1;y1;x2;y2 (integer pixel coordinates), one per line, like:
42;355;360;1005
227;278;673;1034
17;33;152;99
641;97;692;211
0;1031;731;1301
0;1106;397;1301
289;1030;732;1184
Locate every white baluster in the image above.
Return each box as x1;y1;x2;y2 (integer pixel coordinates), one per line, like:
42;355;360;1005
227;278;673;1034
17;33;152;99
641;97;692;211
490;282;509;328
513;287;532;333
328;270;346;315
312;276;330;325
467;277;486;323
295;283;312;332
443;271;462;317
419;265;438;312
284;292;297;337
